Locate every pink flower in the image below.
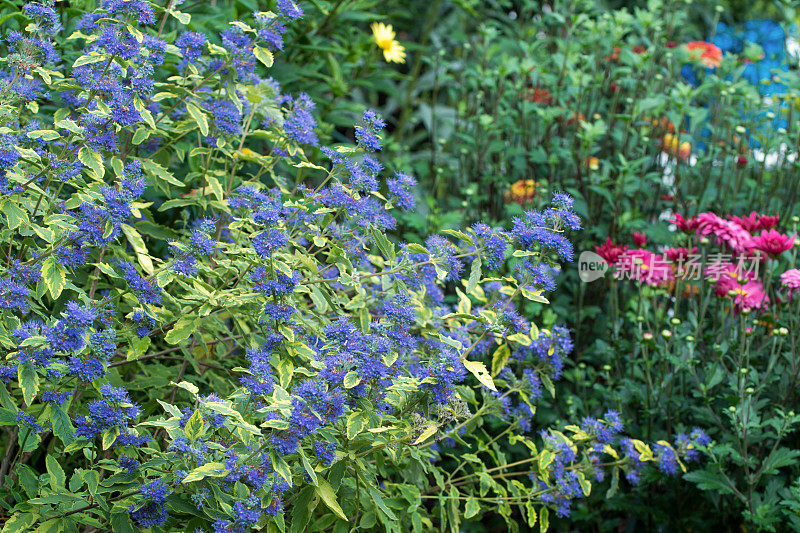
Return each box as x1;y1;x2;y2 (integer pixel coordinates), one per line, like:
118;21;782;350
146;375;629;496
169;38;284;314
726;279;769;312
780;269;800;296
695;212;752;252
632;232;647;247
614;249;674;286
758;214;780;230
728;212;761;232
672;213;700;233
728;212;780;232
747;229;796;258
664;246;697;263
707;262;757;296
595;238;628;266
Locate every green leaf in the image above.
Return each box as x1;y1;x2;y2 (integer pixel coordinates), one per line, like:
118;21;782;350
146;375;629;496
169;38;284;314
78;147;104;179
101;427;120;449
182;462;228;483
83;470;100;497
343;371;361;389
170;9;191;24
1;513;36;532
186;102;209;136
315;477;347;521
131;127;150;145
26;129;60;141
184;410;204;442
122;224;155;274
72;54;106;68
507;333;531;346
46;455;65;490
142;159;184;187
253;45;274;68
413;424;437;445
346;411;366;440
51;404;75;446
539;506;550;532
110;511;138;533
371;227;395;262
18;360;39;406
466;257;482;294
2;200;29;230
491;344;510;377
165;316;198;345
521;287;550;304
366;484;397;521
298;448;318;485
41;256;66;300
464;359;496;391
464;497;480;519
290;486;315;533
683;470;735;494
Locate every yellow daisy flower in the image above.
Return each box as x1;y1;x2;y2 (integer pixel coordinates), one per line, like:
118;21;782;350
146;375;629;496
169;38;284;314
371;22;406;64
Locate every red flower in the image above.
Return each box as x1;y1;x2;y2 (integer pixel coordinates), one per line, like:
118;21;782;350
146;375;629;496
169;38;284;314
729;212;779;232
632;232;647;247
666;41;678;48
672;213;700;233
736;155;748;167
633;45;646;54
758;213;779;230
665;246;697;263
685;41;722;68
609;82;620;93
728;212;761;232
747;229;796;258
526;87;552;105
661;194;674;202
595;237;628;265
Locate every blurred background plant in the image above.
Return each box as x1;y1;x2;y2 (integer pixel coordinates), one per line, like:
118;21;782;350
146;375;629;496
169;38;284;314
4;0;800;530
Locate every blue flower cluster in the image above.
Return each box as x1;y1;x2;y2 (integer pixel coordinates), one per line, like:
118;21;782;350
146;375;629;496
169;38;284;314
713;20;788;95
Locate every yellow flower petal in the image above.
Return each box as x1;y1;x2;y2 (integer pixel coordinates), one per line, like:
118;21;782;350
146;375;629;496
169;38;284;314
383;41;406;64
371;22;396;51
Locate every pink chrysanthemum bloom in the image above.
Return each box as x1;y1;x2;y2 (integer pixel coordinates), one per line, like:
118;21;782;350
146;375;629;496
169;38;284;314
664;246;697;263
757;213;780;230
780;269;800;296
727;279;769;312
728;212;761;232
595;237;628;266
614;249;674;286
695;212;752;252
706;262;757;296
672;213;700;233
747;229;796;258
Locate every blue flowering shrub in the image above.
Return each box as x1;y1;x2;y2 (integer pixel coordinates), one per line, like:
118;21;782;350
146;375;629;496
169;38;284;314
0;2;708;531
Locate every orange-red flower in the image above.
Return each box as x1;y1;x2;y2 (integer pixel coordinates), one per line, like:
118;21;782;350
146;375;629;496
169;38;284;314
525;87;552;104
685;41;722;68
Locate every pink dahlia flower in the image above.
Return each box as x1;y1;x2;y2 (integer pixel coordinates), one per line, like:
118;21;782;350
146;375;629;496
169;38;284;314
695;212;752;253
614;249;674;286
664;246;697;263
595;237;628;266
707;262;758;296
727;279;768;312
780;269;800;296
746;229;796;258
672;213;700;233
